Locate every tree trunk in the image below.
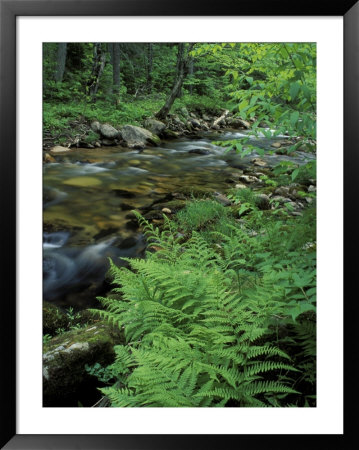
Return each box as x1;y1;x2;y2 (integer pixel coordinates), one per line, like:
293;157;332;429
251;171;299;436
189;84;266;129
188;57;194;95
112;43;121;97
86;43;106;101
146;43;153;93
155;43;194;120
54;43;67;83
175;43;184;99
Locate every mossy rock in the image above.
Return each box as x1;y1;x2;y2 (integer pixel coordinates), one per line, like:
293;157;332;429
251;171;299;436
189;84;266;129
175;186;215;198
148;133;161;145
43;302;68;335
162;129;179;139
43;322;124;406
143;210;164;220
259;186;277;196
152;199;187;212
228;204;243;217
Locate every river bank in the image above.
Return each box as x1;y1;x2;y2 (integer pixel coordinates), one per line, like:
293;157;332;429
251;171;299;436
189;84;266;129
43;113;316;407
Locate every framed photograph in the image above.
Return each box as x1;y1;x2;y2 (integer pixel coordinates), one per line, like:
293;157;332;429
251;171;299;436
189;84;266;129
1;0;355;448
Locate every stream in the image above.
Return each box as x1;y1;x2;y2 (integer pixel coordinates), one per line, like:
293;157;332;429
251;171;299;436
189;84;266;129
43;130;315;309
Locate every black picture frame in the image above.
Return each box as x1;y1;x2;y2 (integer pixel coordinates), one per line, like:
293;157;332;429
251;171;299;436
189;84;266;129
1;0;356;448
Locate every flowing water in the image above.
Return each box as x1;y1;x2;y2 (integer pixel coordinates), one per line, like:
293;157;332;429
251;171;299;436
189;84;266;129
43;130;315;309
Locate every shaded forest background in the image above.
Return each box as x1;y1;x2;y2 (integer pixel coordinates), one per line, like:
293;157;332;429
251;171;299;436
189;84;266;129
43;42;316;145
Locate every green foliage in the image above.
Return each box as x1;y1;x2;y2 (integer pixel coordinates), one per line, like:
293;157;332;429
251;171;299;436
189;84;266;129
66;306;81;323
224;43;316;140
272;160;316;186
85;362;117;383
227;187;257;206
174;94;226;115
43;334;52;344
260;174;278;187
175;199;227;232
91;199;316;407
43;42;316;147
43;97;167;136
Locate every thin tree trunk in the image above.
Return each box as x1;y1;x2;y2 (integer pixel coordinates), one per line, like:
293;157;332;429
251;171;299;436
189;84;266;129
86;43;106;101
54;43;67;83
146;43;153;93
175;43;184;99
112;43;121;97
155;43;194;120
188;57;194;95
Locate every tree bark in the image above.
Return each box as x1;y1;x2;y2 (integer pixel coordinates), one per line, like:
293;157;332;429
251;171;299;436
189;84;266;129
54;43;67;83
155;43;195;120
112;43;121;96
146;43;153;93
86;43;106;101
188;57;194;95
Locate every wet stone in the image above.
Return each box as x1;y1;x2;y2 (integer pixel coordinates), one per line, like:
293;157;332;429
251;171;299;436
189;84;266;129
189;149;211;155
118;236;138;249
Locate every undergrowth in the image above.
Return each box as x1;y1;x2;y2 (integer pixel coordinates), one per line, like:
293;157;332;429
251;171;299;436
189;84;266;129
90;199;316;407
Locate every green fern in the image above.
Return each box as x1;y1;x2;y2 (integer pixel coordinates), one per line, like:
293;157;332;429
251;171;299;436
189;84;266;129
91;202;315;407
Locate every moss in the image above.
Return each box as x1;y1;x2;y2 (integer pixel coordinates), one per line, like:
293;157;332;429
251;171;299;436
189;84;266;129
260;186;277;196
175;186;215;198
163;129;179;139
152;199;187;212
44;322;124;354
43;321;125;406
43;302;68;335
148;133;161;146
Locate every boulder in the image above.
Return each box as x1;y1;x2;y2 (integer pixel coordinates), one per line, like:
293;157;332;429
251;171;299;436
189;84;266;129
100;123;119;139
90;121;101;133
49;145;71;154
255;194;271;210
213;192;232;206
144;118;166;136
120;125;161;149
43;322;124;406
